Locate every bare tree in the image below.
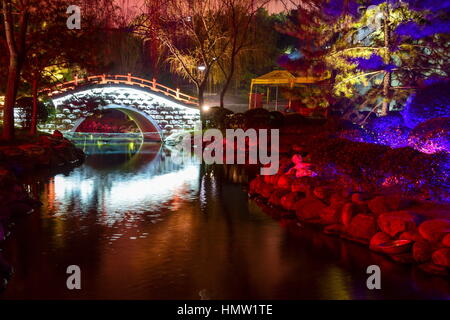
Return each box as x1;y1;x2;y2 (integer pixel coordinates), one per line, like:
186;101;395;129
134;0;229;107
216;0;270;108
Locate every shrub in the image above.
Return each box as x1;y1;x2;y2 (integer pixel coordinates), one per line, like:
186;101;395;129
401;80;450;128
302;136;448;198
203;107;233;129
225;113;246;129
269;111;285;128
364;112;410;147
408;117;450;154
244;108;271;129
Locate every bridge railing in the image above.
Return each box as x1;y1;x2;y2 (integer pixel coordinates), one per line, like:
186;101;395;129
42;73;199;107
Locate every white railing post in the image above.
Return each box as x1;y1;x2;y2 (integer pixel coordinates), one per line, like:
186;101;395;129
176;88;180;99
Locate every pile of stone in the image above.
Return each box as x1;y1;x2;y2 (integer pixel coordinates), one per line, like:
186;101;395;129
0;132;85;173
0;131;84;243
249;157;450;277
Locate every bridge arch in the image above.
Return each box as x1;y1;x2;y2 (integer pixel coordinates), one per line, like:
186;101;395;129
71;104;164;141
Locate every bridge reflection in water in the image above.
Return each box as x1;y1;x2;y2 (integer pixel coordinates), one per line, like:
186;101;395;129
43;133;200;224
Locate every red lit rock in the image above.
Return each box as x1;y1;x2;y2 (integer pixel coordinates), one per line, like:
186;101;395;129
249;176;265;195
280;192;304;211
368;195;412;215
432;248;450;268
313;186;332;201
290;178;313;194
260;183;274;199
413;240;433;263
324;224;344;236
368;196;389;215
263;173;279;185
320;203;344;225
294;196;327;221
351;193;368;204
377;211;421;237
418;262;449;277
268;189;290;206
399;230;423;242
418;219;450;243
442;234;450;247
329;194;348;207
341;203;356;227
347;214;378;242
277;174;295;190
370;232;392;252
263;175;272;184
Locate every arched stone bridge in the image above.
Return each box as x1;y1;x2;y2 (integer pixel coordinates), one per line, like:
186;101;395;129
41;74;201;141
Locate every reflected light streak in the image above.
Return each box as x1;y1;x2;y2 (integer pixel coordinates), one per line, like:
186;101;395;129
50;161;200;224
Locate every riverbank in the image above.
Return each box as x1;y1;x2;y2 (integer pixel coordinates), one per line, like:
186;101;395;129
249;152;450;278
0;132;85;243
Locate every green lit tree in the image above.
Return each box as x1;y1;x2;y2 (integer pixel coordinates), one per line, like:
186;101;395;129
326;0;449;118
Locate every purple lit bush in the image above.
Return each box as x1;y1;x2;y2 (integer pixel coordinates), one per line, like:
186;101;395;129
350;54;396;72
329;119;374;143
408;117;450;154
364;112;410;148
396;20;450;40
301;136;449;201
401;80;450;128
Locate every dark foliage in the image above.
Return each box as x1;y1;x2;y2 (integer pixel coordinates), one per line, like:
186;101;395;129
408;117;450;154
402;80;450;128
300;133;448;199
203;107;234;129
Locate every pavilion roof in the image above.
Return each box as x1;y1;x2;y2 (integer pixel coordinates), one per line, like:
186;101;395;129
251;70;330;86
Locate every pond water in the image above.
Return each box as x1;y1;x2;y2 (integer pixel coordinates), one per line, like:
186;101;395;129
0;135;449;299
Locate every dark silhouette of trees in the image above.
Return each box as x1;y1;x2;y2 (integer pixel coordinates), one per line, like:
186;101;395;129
1;0;121;139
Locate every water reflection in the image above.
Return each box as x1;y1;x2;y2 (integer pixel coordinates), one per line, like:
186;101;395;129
0;135;449;299
43;141;200;224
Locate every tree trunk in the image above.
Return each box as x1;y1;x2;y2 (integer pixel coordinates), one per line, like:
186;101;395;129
3;61;19;140
30;76;38;135
219;55;235;109
2;0;28;140
2;0;17;140
198;84;205;108
197;82;206;127
381;72;391;116
381;4;391;116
